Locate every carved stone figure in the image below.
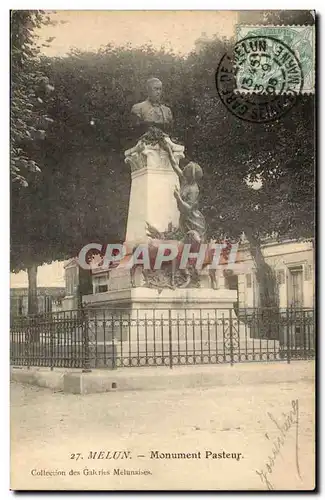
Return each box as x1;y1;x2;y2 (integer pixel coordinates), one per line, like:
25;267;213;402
167;144;207;242
125;132;184;173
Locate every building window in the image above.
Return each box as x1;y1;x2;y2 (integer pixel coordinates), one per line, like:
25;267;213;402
246;274;252;288
45;296;52;313
18;296;23;316
66;267;78;296
94;275;108;294
288;265;304;308
225;274;238;290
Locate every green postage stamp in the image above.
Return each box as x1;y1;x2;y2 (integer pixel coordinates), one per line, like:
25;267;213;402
235;25;315;94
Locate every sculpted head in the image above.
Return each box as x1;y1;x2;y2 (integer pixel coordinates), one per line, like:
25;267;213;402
183;162;203;183
147;77;163;104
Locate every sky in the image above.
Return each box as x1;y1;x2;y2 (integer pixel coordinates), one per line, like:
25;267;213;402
10;261;67;289
12;10;239;288
37;10;238;57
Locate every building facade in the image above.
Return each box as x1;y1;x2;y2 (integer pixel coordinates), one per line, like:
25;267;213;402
62;258;93;311
59;240;314;312
10;287;65;318
236;239;314;309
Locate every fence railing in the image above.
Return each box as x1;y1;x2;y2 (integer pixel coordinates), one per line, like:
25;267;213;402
10;307;315;370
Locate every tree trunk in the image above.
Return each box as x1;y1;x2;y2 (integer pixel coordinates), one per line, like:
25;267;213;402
245;230;279;339
27;264;38;315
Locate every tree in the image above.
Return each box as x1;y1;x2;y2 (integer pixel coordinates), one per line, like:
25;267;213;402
177;37;314;317
11;10;58;314
11;10;54;187
238;9;315;25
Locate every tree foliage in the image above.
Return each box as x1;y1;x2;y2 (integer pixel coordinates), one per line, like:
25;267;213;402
11;10;54;186
238;9;315;25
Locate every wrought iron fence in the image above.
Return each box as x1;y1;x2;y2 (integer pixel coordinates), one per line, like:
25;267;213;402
10;307;315;370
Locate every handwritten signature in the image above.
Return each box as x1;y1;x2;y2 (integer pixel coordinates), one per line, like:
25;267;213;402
256;399;301;490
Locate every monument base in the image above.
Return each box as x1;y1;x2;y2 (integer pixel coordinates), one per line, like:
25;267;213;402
82;288;280;368
83;286;237;310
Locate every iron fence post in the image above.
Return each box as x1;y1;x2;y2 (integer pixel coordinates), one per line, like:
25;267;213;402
50;320;54;371
26;317;31;370
168;309;173;369
82;309;91;373
286;308;291;364
302;310;306;358
229;309;234;367
112;335;116;370
112;315;116;370
110;311;117;370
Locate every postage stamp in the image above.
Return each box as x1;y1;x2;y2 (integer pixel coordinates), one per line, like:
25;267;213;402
235;25;315;94
216;44;300;123
215;24;315;123
233;36;303;96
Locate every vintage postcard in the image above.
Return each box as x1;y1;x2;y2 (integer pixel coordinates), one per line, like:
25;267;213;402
10;10;316;491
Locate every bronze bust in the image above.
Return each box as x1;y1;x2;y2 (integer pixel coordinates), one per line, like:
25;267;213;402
131;77;173;134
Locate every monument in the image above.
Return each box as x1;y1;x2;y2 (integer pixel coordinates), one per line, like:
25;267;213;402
83;77;241;362
84;77;237;300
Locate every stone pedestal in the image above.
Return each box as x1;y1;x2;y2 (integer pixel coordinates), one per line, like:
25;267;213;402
84;287;237;310
124;137;185;244
82;288;268;366
85;133;256;360
83;287;237;346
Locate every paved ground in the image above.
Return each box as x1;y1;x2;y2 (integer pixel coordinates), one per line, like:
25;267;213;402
11;361;315;491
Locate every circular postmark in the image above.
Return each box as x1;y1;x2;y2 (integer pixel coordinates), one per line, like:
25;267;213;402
216;36;303;123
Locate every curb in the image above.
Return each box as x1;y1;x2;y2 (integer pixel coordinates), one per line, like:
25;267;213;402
10;360;315;395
